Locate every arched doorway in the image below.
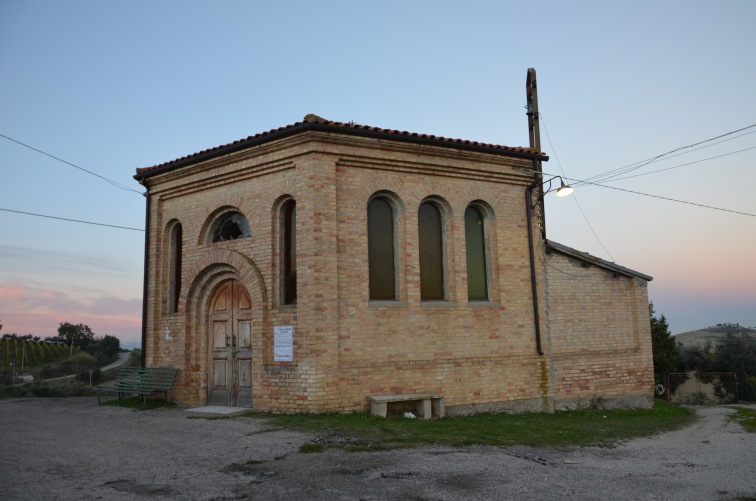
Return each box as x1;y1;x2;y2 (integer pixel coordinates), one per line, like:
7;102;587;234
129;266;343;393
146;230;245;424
207;279;254;407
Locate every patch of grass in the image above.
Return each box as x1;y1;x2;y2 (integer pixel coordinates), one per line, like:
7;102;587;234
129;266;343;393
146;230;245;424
263;400;694;450
299;442;324;453
101;396;173;411
728;406;756;432
0;379;94;398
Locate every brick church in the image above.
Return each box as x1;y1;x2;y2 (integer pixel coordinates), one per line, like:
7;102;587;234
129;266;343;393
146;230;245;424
135;96;653;414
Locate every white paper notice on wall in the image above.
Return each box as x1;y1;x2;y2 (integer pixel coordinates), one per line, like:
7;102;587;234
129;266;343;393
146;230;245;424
273;325;293;362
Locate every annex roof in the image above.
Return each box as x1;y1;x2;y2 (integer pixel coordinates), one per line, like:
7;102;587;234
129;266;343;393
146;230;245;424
545;240;653;282
134;114;548;181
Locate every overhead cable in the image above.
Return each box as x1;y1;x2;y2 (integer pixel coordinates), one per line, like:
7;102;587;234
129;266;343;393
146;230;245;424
577;123;756;185
0;133;143;194
540;114;616;261
542;174;756;218
597;146;756;183
0;207;145;231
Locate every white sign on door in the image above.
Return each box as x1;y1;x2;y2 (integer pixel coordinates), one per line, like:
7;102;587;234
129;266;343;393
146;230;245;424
274;325;293;362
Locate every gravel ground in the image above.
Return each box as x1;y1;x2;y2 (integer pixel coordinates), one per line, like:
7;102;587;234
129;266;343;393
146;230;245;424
0;398;754;500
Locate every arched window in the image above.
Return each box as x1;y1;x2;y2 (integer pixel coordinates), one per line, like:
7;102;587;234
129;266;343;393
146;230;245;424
418;202;445;300
209;212;251;243
465;206;488;300
281;199;297;305
368;197;396;300
169;223;182;313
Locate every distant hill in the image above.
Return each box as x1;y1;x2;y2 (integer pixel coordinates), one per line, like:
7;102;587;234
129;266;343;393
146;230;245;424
674;324;756;348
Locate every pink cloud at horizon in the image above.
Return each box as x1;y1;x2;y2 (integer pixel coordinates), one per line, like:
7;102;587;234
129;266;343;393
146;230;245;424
0;284;25;300
0;282;142;345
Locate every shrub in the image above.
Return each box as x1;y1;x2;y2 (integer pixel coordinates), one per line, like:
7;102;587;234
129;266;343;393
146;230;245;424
1;379;92;398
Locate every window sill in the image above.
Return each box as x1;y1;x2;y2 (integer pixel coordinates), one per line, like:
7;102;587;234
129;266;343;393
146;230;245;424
369;300;408;308
420;301;456;307
468;301;501;307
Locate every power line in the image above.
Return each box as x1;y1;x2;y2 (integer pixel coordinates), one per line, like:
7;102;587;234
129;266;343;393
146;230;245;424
534;120;756;218
578;123;756;185
0;207;145;231
545;175;756;218
599;145;756;183
633;128;756;163
0;133;143;195
540;114;616;261
590;130;756;184
580;123;756;183
539;163;756;216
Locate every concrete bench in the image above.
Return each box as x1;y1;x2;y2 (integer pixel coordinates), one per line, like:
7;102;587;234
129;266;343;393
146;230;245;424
369;394;444;419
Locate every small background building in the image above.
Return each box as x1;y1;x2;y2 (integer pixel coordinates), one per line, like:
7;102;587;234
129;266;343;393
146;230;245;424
135;111;653;414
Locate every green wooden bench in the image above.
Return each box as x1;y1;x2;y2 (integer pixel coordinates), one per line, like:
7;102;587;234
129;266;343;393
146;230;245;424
95;367;179;405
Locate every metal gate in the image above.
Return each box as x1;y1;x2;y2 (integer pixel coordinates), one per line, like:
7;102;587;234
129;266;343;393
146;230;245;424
664;372;739;405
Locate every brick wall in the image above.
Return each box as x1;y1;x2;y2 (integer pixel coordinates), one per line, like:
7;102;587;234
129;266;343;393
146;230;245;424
545;249;654;409
332;154;548;412
139;130;653;412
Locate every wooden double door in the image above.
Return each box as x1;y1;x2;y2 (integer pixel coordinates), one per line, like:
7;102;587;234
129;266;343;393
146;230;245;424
208;280;253;407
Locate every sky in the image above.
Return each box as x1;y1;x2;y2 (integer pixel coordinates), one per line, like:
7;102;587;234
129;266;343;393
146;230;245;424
1;1;755;348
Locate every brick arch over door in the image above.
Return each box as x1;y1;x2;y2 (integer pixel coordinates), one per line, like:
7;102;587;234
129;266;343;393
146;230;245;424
182;249;269;406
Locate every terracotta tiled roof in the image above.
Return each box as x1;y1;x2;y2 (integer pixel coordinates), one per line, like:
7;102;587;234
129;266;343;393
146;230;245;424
134;114;547;180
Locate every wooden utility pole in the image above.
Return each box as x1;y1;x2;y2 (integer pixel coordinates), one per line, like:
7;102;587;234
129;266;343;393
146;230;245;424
526;67;542;171
526;68;547;236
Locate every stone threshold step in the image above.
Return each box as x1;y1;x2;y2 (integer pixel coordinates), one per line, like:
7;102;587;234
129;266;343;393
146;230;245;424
185;406;250;418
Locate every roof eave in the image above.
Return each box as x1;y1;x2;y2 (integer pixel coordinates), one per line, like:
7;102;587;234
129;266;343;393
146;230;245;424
545;239;653;281
134;122;548;182
134;122;312;182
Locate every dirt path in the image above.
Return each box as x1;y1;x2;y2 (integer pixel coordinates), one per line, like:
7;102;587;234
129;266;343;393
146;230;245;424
99;351;132;372
0;398;753;500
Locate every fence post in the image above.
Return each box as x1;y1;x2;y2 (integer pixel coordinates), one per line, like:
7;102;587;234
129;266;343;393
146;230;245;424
664;373;670;401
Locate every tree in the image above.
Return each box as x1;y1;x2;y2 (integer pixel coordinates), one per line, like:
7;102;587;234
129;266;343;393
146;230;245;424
712;332;756;401
676;340;714;373
2;333;40;342
98;335;121;358
712;333;756;375
650;302;678;382
49;322;96;349
85;334;121;361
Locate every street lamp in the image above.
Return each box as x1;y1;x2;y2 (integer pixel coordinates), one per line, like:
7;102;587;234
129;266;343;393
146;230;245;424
535;175;574;204
555;178;574;197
